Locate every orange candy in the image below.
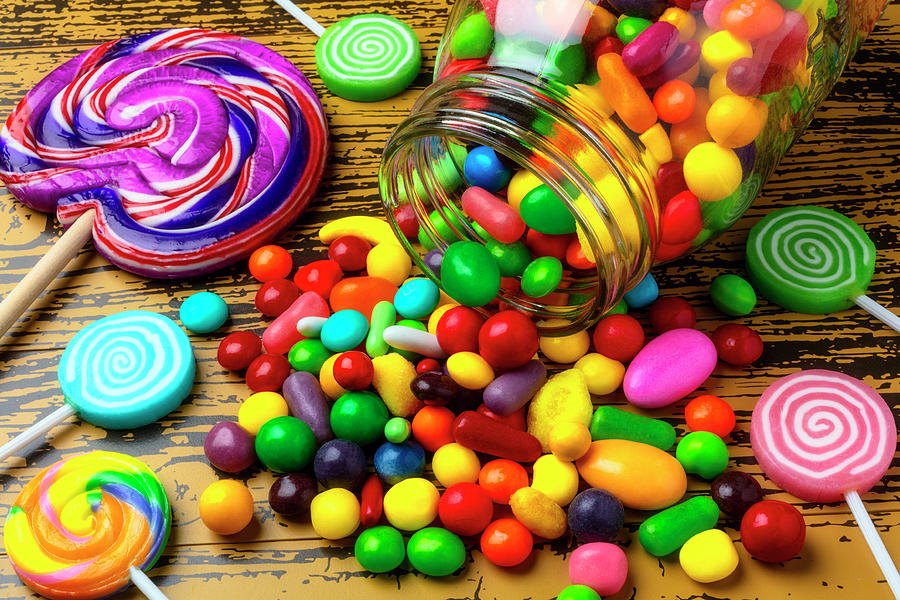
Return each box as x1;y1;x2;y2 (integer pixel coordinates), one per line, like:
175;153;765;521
653;81;697;124
478;459;529;504
685;394;736;438
670;88;712;161
721;0;785;40
411;405;456;452
596;53;658;134
249;245;293;282
329;276;398;319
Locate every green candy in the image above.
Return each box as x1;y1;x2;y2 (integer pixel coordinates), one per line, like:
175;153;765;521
616;17;652;44
709;273;757;316
608;298;628;314
491;37;547;75
556;585;602;600
441;241;501;307
418;207;466;251
676;431;729;480
590;406;676;451
384;417;411;443
355;526;406;573
547;44;586;86
330;391;390;445
315;14;421;102
406;527;466;576
366;301;396;358
638;496;720;557
288;338;333;373
521;256;563;297
255;416;317;473
519;185;576;235
486;239;532;277
450;12;493;59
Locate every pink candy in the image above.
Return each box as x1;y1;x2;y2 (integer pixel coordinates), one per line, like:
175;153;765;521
262;291;330;354
461;186;526;244
568;542;628;596
622;22;680;77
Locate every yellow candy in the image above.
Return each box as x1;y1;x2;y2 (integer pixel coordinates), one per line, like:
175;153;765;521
319;216;400;246
506;170;543;212
638;122;673;165
538;320;591;364
573;353;625;395
708;70;735;103
432;443;481;487
679;529;739;583
427;302;458;335
510;487;568;539
318;354;348;399
531;454;579;506
446;351;495;389
683;142;742;201
588;4;617;38
574;83;615;118
658;7;696;41
310;488;361;540
527;369;593;452
706;95;769;148
548;421;593;461
701;30;752;72
372;353;422;417
366;243;412;286
382;478;440;531
237;392;288;436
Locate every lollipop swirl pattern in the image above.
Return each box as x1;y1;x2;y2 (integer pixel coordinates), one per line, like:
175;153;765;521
0;28;328;278
317;15;420;84
3;451;171;600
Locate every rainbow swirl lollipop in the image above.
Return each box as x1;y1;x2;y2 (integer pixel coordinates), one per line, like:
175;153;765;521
4;451;171;600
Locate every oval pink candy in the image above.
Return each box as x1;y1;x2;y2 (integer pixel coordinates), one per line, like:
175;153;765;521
568;542;628;596
623;328;716;408
461;186;525;244
262;291;330;355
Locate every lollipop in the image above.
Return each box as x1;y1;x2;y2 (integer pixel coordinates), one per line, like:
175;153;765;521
746;206;900;332
0;29;328;338
0;311;195;462
751;370;899;595
4;451;171;600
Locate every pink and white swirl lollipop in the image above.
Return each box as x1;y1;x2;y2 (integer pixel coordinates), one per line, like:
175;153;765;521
752;370;898;594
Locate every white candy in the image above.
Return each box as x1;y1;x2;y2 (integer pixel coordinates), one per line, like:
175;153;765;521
382;326;448;359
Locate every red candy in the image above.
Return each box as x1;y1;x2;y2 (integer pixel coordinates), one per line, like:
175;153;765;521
392;203;420;239
332;351;374;390
525;230;571;261
652;80;696;124
711;323;764;366
417;358;441;374
661;190;702;244
262;291;330;355
329;276;398;320
360;474;384;528
648;296;697;333
436;306;485;355
477;404;527;431
685;394;736;437
478;459;529;504
655;161;688;205
461;187;526;244
249;245;293;282
592;314;645;362
245;353;291;392
565;238;596;270
452;411;542;463
592;36;625;62
327;235;371;271
217;331;263;371
480;519;534;567
439;482;494;536
477;311;540;370
255;279;300;317
293;259;344;298
411;405;456;452
740;500;806;563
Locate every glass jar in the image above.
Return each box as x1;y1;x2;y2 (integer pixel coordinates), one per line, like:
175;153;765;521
379;0;887;333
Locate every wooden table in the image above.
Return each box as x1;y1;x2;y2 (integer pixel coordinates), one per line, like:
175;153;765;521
0;0;897;598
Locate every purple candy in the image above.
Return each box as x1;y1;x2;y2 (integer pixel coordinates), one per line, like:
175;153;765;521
269;473;318;516
313;439;368;491
283;371;332;445
727;58;793;96
637;41;700;89
605;0;668;19
204;421;256;473
734;142;757;177
622;22;680;77
568;488;625;543
482;359;546;416
424;249;444;278
711;471;764;518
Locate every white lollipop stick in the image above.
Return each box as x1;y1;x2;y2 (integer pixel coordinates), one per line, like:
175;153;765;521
129;566;170;600
271;0;326;37
844;490;900;598
0;404;76;462
853;295;900;334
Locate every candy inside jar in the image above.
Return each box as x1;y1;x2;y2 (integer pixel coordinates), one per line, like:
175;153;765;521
380;0;887;332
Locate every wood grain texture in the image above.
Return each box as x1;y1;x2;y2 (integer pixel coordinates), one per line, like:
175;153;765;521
0;0;897;598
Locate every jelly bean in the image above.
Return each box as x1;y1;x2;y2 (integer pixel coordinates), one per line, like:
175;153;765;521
584;4;617;43
478;311;539;369
519;184;577;235
384;416;412;443
669;86;712;161
439;482;494;536
510;487;568;539
238;391;289;435
680;529;739;582
330;391;389;446
711;323;763;365
483;359;546;416
269;473;317;517
410;371;458;406
461;186;526;244
532;454;579;506
451;11;494;59
638;123;673;164
246;353;292;392
565;237;596;270
446;351;495;389
416;358;441;375
615;16;652;43
658;6;696;41
706;95;768;148
623;272;658;308
596;53;657;134
527;369;593;452
423;249;444;279
360;474;385;527
218;331;262;371
288;338;332;374
481;518;533;567
592;35;626;62
178;291;228;334
589;405;676;450
464;146;512;192
486;239;532;277
255;416;317;473
637;40;701;89
315;439;368;490
702;0;731;29
754;10;806;69
432;442;481;487
710;273;757;316
369;353;422;418
311;488;361;540
453;410;542;462
282;371;332;444
506;169;543;211
330;276;399;320
249;245;293;282
568;488;625;543
525;229;572;260
478;459;529;504
199;480;254;535
393;203;420;239
293;259;343;298
296;316;327;337
711;471;763;517
622;22;679;76
726;57;792;96
539;320;591;364
568;543;628;596
320;309;369;353
548;422;592;461
263;291;330;355
638;496;720;556
204;421;256;473
441;241;501;307
740;500;805;562
328;235;371;271
683;142;742;201
375;441;426;485
255;279;300;318
685;394;735;437
407;527;466;576
708;70;735;102
648;296;697;333
435;305;484;355
355;525;406;573
592;314;644;362
365;300;396;358
419;207;467;251
477;403;527;431
383;477;440;531
676;431;729;479
366;242;413;286
660;189;702;244
393;278;441;320
701;30;752;71
652;80;695;124
721;0;784;40
319;354;349;399
577;439;687;510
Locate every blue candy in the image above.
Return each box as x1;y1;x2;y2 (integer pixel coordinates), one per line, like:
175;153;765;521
314;439;368;491
374;441;425;485
180;291;228;333
463;146;512;192
624;272;659;308
394;279;441;320
320;309;369;352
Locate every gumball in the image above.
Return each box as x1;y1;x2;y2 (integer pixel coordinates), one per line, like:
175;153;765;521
436;306;484;355
539;320;591;364
557;585;602;600
711;472;763;518
676;431;730;479
245;353;291;392
249;245;293;282
355;526;406;573
199;479;254;535
711;323;763;366
410;371;459;406
269;473;317;516
411;405;456;452
384;417;412;443
255;416;317;473
464;146;512;192
653;80;696;124
314;439;368;490
288;338;333;374
685;395;736;437
432;443;482;488
439;482;494;536
480;518;533;567
328;235;371;271
407;527;467;576
383;477;441;531
293;259;344;297
568;488;624;543
217;331;263;371
374;441;426;485
478;311;540;370
330;391;390;446
417;358;441;374
311;488;361;540
478;459;529;504
238;391;289;435
592;314;645;362
393;203;420;239
204;421;256;473
740;500;805;562
255;279;300;317
332;351;375;390
648;297;697;333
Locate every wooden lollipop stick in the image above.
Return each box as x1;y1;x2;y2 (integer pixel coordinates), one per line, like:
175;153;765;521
0;209;96;342
129;566;170;600
0;403;77;462
271;0;326;36
844;490;900;598
853;295;900;334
